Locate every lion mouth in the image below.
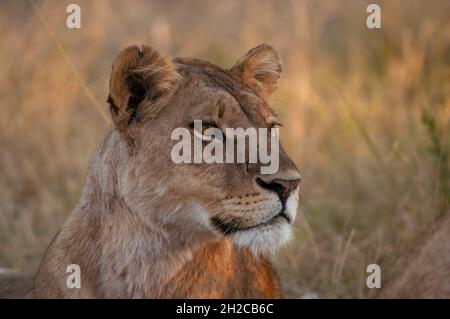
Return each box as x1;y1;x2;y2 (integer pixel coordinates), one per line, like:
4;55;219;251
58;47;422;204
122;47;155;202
211;212;290;235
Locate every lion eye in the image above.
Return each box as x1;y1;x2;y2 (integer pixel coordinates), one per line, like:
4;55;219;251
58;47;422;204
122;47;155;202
192;121;223;142
269;122;283;131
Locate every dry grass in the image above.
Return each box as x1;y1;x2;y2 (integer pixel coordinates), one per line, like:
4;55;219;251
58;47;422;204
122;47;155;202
0;0;449;298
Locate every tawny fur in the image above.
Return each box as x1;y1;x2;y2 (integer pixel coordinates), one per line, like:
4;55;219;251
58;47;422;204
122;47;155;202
379;211;450;298
33;44;299;298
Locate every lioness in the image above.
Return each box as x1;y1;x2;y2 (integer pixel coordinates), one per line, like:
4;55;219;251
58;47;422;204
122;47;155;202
379;211;450;298
33;44;301;298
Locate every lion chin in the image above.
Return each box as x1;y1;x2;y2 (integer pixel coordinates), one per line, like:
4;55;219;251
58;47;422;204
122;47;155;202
218;190;299;256
229;218;294;256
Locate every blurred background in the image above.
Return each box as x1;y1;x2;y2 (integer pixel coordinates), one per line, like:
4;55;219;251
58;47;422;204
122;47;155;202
0;0;449;298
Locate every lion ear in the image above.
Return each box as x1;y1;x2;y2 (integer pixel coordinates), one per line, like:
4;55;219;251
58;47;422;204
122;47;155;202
108;45;180;134
230;44;282;99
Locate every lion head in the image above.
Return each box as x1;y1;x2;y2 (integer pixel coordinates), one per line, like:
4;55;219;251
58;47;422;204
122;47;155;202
106;44;300;255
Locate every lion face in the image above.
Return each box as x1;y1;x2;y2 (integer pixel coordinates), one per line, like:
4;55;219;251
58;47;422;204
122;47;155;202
107;44;300;255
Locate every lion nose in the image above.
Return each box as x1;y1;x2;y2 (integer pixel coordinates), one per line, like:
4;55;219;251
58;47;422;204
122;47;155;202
256;176;301;204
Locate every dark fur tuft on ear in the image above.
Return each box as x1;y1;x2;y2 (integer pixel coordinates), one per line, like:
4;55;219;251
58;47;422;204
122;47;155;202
108;45;181;142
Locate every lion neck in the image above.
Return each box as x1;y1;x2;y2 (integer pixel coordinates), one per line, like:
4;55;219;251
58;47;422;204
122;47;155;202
76;135;220;297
